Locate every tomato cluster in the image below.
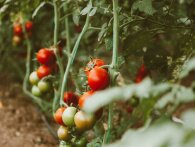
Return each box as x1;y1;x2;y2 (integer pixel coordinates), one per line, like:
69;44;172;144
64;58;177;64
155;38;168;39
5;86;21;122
29;71;51;97
54;92;96;146
54;58;109;146
28;47;60;97
36;48;58;79
12;21;33;45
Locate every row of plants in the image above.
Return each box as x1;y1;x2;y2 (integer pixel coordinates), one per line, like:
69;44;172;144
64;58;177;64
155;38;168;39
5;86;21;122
0;0;195;147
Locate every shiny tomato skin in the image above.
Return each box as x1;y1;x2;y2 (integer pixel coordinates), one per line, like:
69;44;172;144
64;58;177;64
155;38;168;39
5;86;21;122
25;21;33;32
36;48;56;65
78;91;94;108
31;85;42;97
37;65;52;79
63;92;79;106
74;111;95;131
57;126;70;141
62;107;77;126
38;80;51;93
85;59;106;76
13;24;23;36
88;67;109;91
29;71;40;85
54;107;66;125
135;64;149;83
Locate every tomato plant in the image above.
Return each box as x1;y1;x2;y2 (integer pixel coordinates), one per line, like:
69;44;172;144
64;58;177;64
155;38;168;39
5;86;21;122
1;0;195;147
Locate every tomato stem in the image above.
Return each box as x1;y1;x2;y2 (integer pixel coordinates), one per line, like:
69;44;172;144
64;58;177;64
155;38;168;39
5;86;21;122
52;0;65;112
105;0;119;144
59;9;90;106
53;0;64;79
65;9;71;54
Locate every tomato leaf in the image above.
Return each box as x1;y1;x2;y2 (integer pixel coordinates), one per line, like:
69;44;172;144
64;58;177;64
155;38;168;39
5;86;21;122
83;78;153;113
104;122;195;147
80;1;92;15
180;57;195;78
131;0;155;15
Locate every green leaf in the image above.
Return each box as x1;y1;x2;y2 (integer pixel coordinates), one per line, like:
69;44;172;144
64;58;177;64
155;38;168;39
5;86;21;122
104;122;195;147
32;2;46;19
80;1;92;15
105;38;113;51
89;7;97;17
181;110;195;129
98;23;107;41
72;9;80;26
131;0;155;15
83;78;153;113
155;86;195;111
180;57;195;78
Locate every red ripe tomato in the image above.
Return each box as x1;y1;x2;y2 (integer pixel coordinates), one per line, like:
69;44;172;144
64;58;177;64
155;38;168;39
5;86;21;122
88;67;109;91
25;21;33;32
79;91;94;108
135;64;149;83
36;48;56;65
37;65;52;79
85;59;106;76
64;92;79;106
54;107;66;125
13;24;23;36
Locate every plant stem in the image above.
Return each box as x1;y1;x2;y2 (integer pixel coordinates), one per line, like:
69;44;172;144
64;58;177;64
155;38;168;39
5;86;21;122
111;0;119;68
105;0;119;144
65;12;71;53
53;0;58;45
60;14;90;106
53;0;64;79
52;0;64;112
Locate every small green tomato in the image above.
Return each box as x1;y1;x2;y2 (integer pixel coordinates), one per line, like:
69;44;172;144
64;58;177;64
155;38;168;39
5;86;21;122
62;107;77;126
31;85;42;97
37;80;51;93
29;71;39;85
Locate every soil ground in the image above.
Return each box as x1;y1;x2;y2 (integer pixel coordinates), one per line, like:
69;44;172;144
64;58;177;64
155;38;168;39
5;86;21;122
0;81;58;147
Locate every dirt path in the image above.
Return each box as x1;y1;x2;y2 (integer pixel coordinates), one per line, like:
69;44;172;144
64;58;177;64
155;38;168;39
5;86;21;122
0;83;58;147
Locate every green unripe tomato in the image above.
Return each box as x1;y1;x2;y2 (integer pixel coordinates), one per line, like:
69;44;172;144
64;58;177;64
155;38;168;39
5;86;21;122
62;107;77;126
57;126;70;141
37;80;51;93
29;71;39;85
31;85;42;97
75;137;87;147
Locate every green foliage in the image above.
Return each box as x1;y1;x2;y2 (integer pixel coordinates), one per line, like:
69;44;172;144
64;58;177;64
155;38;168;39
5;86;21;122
0;0;195;147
